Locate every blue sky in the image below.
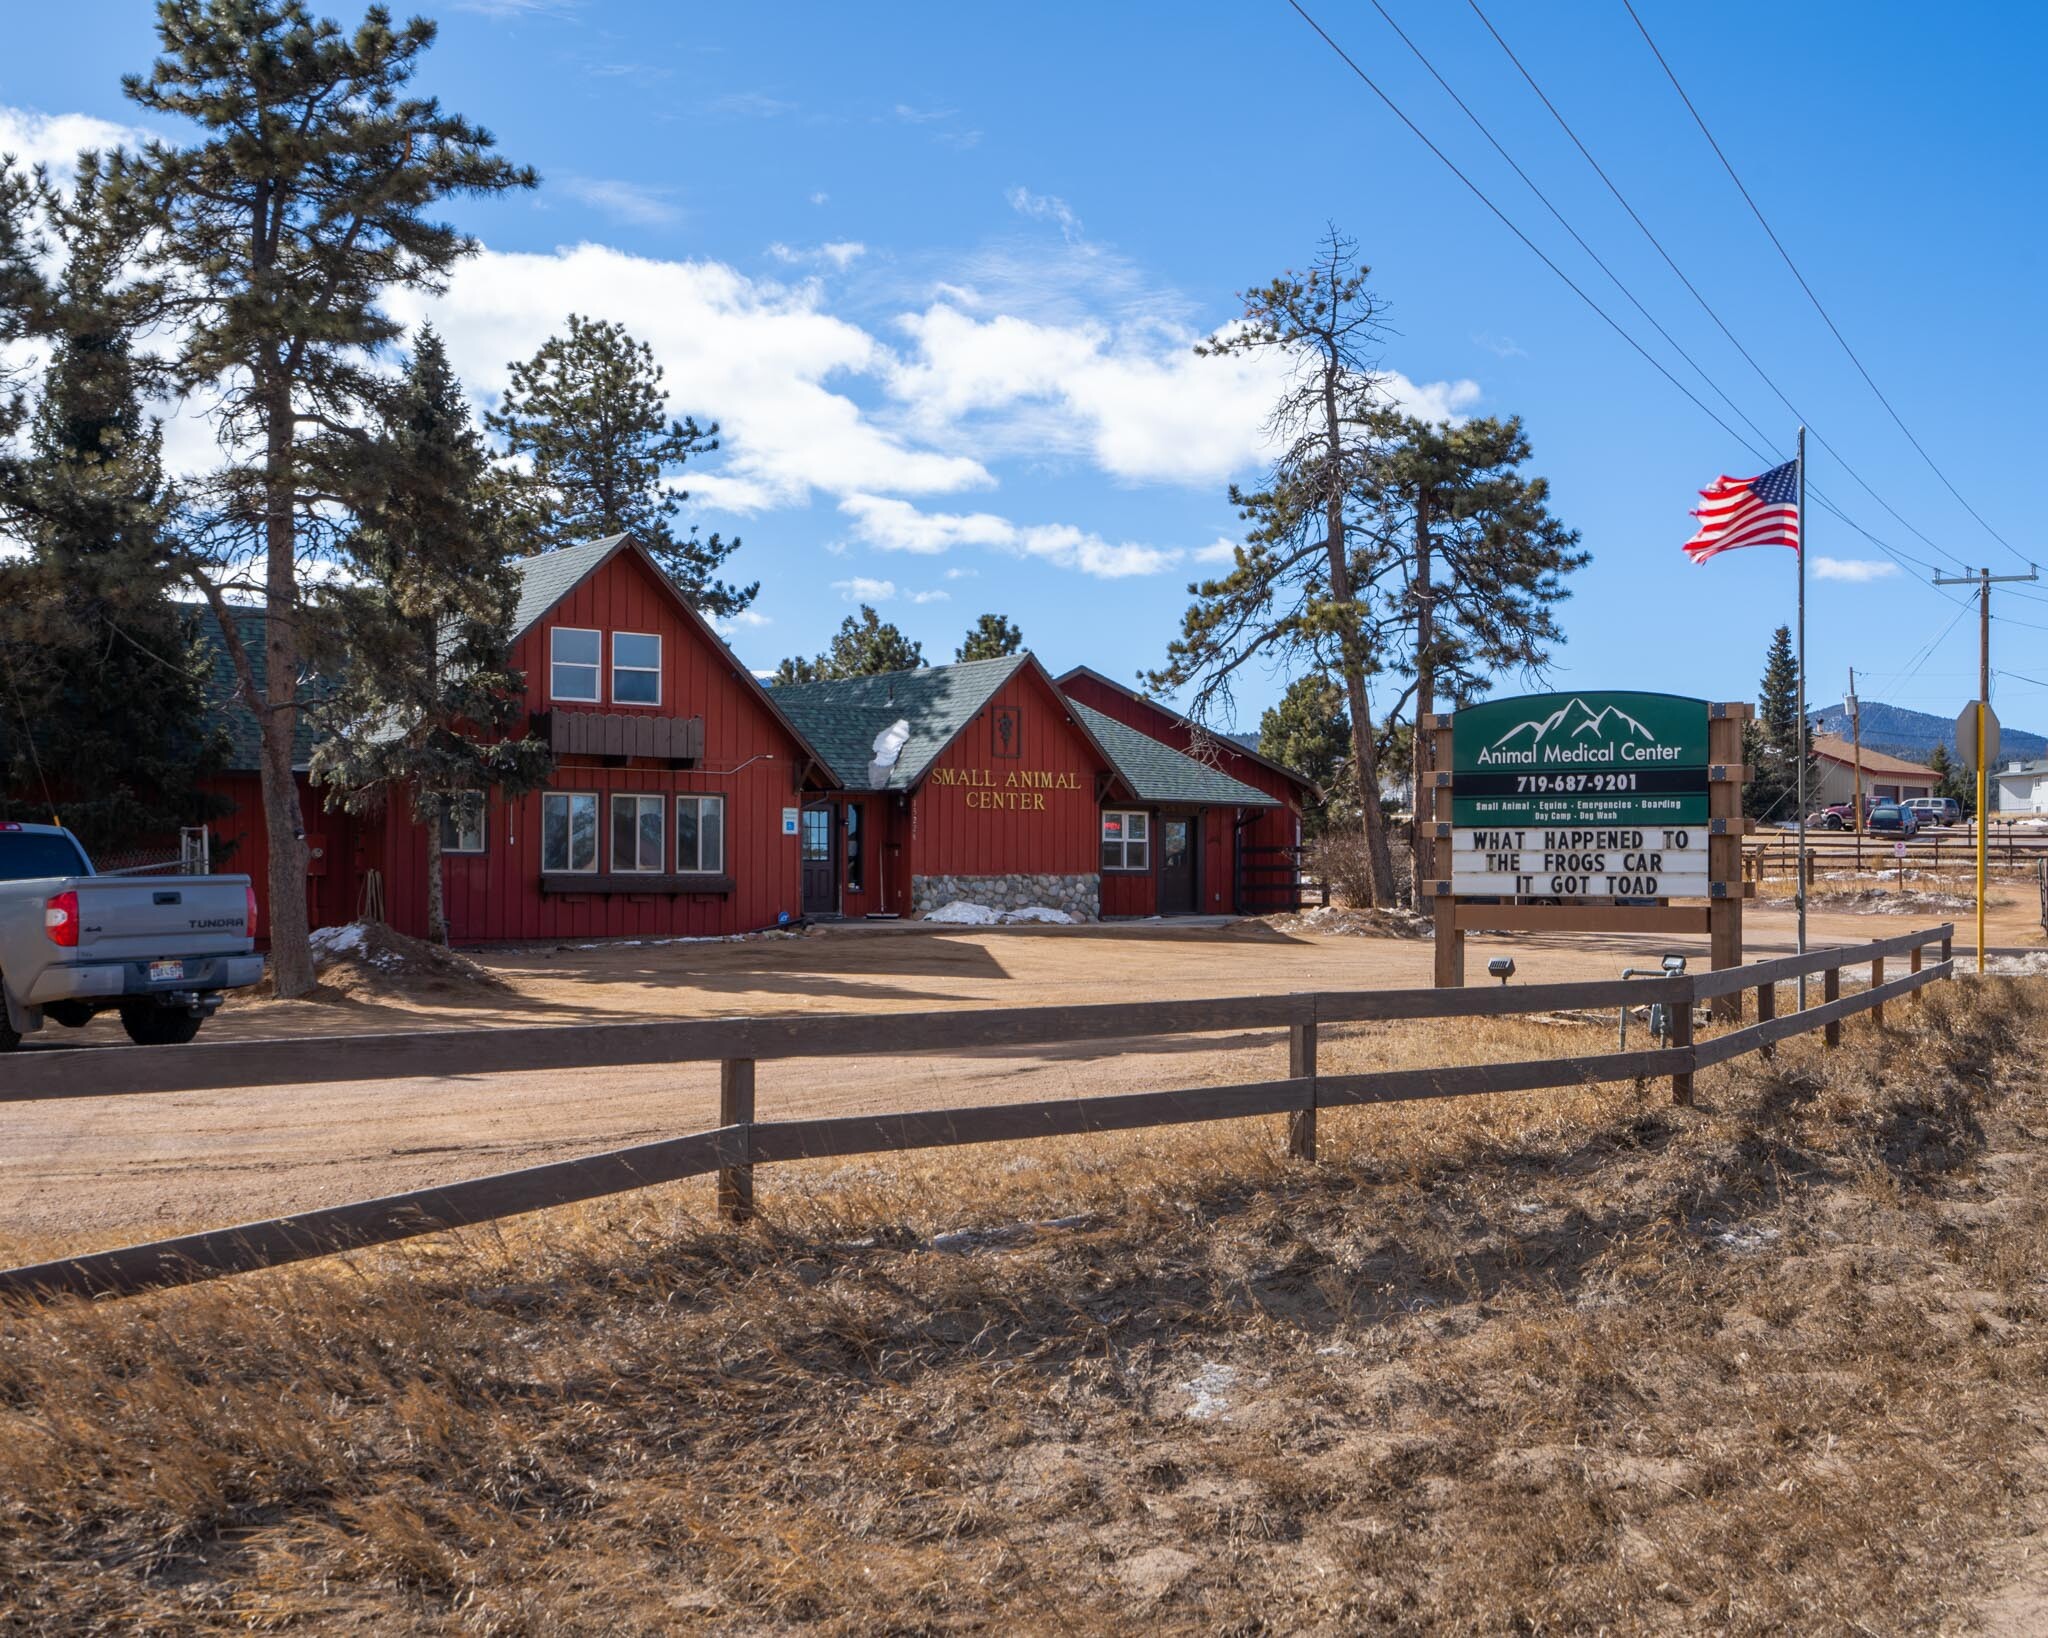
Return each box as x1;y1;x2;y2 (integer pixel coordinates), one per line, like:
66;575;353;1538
7;0;2045;734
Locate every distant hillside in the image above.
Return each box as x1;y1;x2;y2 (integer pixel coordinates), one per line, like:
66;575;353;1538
1809;699;2046;763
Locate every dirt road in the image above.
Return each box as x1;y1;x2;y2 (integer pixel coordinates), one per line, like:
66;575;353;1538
3;900;2034;1255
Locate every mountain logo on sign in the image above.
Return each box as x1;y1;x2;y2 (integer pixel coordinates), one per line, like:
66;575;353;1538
1490;698;1659;751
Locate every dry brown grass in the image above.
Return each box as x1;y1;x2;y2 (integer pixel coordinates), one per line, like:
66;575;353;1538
4;979;2047;1633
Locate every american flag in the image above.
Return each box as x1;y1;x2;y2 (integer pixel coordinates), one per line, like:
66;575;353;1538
1681;458;1800;563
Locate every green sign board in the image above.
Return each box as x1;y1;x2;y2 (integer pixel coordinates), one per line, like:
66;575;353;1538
1451;691;1710;828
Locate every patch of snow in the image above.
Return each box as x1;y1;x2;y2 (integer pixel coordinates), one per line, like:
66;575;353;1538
1181;1361;1239;1421
1716;1225;1782;1255
567;934;749;950
1985;951;2048;977
1005;905;1075;924
308;923;368;959
924;900;1001;925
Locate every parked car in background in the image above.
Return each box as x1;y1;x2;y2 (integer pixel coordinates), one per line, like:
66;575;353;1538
1904;796;1962;827
1867;803;1920;837
1808;802;1867;831
0;822;263;1049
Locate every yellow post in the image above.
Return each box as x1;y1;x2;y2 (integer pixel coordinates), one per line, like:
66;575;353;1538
1976;703;1987;975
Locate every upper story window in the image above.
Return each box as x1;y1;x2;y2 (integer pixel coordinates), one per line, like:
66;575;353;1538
611;631;661;706
550;627;601;702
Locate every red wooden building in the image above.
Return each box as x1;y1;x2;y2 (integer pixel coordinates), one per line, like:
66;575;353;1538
771;654;1291;920
1057;666;1318;913
200;535;841;944
194;538;1313;939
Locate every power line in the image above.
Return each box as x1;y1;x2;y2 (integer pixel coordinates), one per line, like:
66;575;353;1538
1467;0;1972;576
1279;0;1957;603
1365;0;1780;458
1622;0;2033;574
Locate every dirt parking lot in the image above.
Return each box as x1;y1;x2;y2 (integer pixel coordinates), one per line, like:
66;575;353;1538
4;899;2039;1257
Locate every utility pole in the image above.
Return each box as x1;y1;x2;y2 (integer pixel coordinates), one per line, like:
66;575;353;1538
1847;667;1863;837
1933;564;2040;970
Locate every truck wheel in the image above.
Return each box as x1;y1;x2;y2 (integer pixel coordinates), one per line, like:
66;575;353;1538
44;1002;95;1029
118;1004;204;1047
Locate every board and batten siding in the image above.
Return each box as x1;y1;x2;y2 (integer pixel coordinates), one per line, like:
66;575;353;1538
1058;673;1308;912
197;771;364;947
908;668;1108;883
381;547;809;943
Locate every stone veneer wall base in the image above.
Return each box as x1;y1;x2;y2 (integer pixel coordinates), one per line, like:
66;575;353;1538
911;873;1100;922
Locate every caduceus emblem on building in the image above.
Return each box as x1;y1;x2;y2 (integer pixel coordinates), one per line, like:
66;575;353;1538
994;706;1019;758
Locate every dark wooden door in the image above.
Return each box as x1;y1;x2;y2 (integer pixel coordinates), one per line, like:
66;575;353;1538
800;801;838;914
1159;814;1198;915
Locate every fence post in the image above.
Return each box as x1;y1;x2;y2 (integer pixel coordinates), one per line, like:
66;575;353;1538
1669;986;1695;1106
1823;965;1842;1049
1756;978;1776;1061
1941;927;1953;965
1870;954;1885;1027
718;1057;756;1223
1910;941;1924;1007
1287;1014;1318;1162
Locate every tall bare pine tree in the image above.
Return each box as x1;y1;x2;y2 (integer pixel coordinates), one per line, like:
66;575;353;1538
1150;231;1405;903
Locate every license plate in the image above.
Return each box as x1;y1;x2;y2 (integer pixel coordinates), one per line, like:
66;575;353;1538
148;960;184;983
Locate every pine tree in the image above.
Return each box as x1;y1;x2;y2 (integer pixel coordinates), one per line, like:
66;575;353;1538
122;0;535;995
487;314;756;618
775;606;924;684
0;161;48;436
1258;673;1354;835
1149;230;1406;903
0;157;227;854
308;328;551;945
956;613;1022;662
1929;743;1974;816
1745;624;1808;822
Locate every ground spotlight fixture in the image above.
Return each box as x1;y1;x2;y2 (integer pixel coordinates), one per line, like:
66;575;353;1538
1661;954;1687;976
1487;957;1515;987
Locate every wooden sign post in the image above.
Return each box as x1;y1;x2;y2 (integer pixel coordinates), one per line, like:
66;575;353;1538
1422;693;1753;1014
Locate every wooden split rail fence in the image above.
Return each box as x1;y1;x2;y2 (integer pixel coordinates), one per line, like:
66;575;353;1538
0;925;1956;1302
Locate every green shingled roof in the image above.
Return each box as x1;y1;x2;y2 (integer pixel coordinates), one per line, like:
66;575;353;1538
510;534;628;638
1067;700;1279;809
192;605;334;772
770;654;1032;790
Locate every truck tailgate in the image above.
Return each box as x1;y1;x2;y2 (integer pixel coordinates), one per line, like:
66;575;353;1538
70;876;253;958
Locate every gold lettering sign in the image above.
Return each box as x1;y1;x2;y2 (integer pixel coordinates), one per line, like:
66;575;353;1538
929;766;1077;809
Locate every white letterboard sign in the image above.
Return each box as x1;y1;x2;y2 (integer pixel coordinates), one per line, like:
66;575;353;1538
1450;825;1709;899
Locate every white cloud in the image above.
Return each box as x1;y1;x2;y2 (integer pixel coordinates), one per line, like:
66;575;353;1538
767;240;865;270
885;301;1481;488
561;176;681;227
1813;557;1901;583
720;608;773;629
834;576;897;602
943;566;977;580
910;588;951;604
0;105;153;178
395;242;990;512
1006;186;1082;242
840;494;1178;579
841;493;1014;554
1192;538;1238;564
894;103;958;124
808;191;830;206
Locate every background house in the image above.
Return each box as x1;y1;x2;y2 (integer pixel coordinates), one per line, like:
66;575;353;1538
1807;733;1937;811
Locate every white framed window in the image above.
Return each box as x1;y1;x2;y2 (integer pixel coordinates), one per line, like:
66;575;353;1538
1101;810;1150;872
550;627;601;702
677;794;726;874
440;792;487;854
611;793;665;873
611;631;661;706
542;792;598;873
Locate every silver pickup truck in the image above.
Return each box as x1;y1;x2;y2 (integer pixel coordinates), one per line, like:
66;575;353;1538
0;822;264;1049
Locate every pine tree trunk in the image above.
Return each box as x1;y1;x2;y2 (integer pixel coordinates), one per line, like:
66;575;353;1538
258;408;315;998
1318;365;1397;907
1410;494;1434;910
425;795;447;946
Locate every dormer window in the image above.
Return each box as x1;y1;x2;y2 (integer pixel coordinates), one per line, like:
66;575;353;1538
551;628;601;702
612;632;661;706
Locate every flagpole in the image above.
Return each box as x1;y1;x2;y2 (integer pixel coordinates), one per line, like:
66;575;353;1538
1795;426;1809;1007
